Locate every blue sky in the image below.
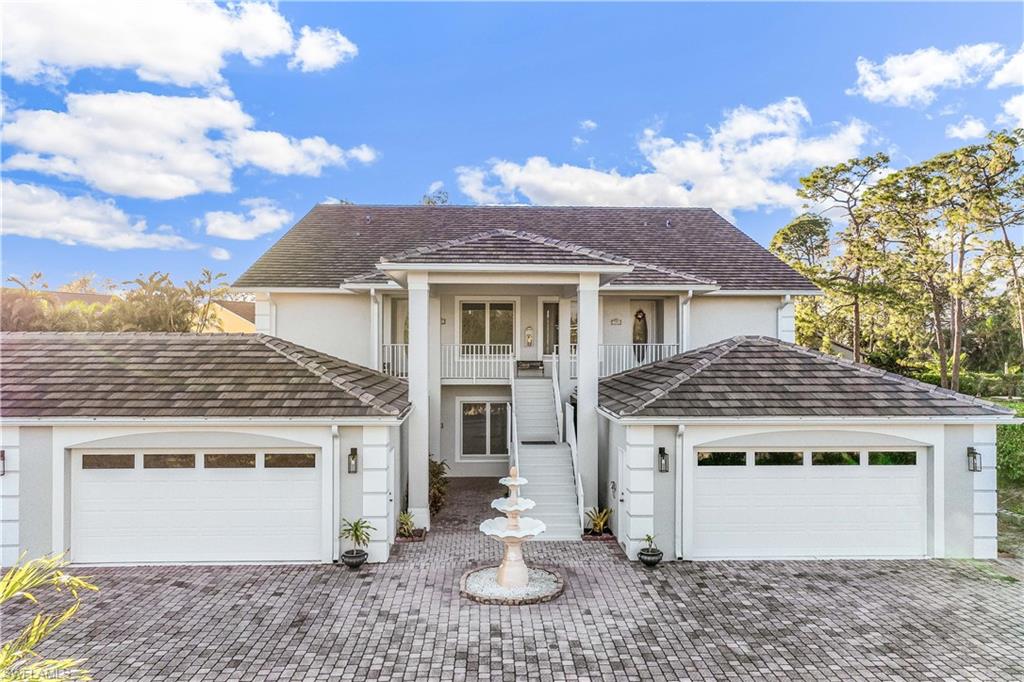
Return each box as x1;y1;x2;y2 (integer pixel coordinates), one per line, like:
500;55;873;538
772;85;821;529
2;2;1022;288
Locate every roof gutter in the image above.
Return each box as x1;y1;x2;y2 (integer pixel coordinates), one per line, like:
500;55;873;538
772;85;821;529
0;413;412;427
596;406;1018;425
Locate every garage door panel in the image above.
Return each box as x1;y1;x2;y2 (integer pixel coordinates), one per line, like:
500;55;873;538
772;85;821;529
71;450;322;563
693;448;927;559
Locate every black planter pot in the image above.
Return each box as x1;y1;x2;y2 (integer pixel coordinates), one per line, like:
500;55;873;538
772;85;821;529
341;549;368;569
637;548;663;568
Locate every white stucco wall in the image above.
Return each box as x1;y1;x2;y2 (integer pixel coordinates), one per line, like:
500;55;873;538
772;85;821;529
689;296;782;347
267;293;372;366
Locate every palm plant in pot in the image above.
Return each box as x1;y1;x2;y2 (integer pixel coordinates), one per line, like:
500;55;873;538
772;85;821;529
339;517;375;569
638;534;663;567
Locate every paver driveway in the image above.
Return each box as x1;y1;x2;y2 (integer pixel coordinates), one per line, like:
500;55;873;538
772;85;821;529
5;478;1023;681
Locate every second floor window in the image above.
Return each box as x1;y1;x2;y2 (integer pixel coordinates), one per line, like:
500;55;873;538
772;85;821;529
461;301;514;348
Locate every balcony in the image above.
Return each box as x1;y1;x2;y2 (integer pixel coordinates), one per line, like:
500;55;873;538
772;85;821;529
380;342;679;380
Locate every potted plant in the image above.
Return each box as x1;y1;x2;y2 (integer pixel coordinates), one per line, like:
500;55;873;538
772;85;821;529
638;534;663;567
584;506;613;540
395;511;426;543
339;517;375;569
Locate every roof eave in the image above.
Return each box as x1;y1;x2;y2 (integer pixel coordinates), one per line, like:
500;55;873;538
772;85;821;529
597;407;1017;425
0;414;412;426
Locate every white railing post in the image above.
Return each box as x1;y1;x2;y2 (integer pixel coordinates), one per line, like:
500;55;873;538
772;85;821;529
509;356;519;472
552;352;563;442
565;402;584;532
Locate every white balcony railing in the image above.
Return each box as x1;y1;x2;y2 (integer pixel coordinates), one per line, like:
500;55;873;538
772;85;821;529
441;344;514;382
380;344;409;377
600;343;679;376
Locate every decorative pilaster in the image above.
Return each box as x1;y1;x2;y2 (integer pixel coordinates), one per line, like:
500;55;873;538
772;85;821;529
360;426;392;563
972;425;998;559
623;425;655;560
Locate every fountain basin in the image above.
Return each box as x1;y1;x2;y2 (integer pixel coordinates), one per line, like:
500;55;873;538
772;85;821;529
498;475;528;487
491;497;535;513
480;517;546;538
460;566;564;605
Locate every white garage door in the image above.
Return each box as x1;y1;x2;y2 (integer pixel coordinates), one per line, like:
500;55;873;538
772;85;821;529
692;448;927;559
71;450;322;563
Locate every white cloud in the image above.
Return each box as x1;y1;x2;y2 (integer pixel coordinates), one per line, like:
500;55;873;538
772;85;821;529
2;179;196;250
427;180;444;194
571;136;587;148
345;144;379;164
1;1;358;88
847;43;1005;106
3;91;374;199
579;119;598;131
457;97;869;217
989;48;1024;88
209;246;232;261
289;26;358;72
945;115;987;140
201;198;293;240
997;93;1024;128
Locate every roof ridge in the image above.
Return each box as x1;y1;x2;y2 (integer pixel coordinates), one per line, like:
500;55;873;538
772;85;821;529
749;336;1014;415
618;337;745;416
256;334;405;416
379;228;633;266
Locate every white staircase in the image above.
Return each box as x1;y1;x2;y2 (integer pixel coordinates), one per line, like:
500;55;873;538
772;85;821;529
512;377;582;541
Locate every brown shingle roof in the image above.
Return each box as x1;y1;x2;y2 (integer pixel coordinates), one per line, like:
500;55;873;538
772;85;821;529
598;336;1013;419
234;205;813;291
0;332;409;419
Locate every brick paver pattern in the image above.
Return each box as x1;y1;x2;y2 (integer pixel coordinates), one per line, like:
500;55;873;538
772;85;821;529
5;478;1022;681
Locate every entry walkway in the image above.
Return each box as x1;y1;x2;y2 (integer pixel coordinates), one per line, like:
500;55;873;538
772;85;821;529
3;478;1021;680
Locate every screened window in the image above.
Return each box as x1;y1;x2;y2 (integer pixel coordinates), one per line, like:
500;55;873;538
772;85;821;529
82;454;135;469
265;453;316;468
461;301;514;349
205;453;256;469
868;451;917;466
811;451;860;466
461;402;509;458
697;451;746;467
754;451;803;466
143;454;195;469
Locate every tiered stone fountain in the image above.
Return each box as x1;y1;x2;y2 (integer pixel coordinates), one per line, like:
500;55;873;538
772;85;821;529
460;466;564;604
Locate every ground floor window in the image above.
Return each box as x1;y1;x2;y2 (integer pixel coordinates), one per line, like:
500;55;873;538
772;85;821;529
460;401;509;459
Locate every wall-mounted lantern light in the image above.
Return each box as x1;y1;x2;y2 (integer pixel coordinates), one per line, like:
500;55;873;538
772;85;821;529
967;447;982;473
348;447;359;474
524;326;535;347
658;446;670;473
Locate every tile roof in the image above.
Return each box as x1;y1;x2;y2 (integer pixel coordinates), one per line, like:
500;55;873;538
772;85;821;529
0;332;409;419
234;205;814;291
382;229;632;267
598;336;1014;419
213;299;256;323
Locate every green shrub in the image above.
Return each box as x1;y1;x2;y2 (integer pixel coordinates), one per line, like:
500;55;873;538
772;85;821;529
913;371;1021;398
428;457;450;516
996;400;1024;485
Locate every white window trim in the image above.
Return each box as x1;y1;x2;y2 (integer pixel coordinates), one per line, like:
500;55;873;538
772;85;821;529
454;295;521;355
456;397;511;462
695;446;923;467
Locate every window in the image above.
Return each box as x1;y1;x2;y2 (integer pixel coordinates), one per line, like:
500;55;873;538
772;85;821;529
868;451;917;466
82;454;135;469
542;301;559;356
143;454;195;469
697;451;746;467
461;301;514;349
811;451;860;466
265;453;316;468
461;401;509;458
754;451;803;466
205;453;256;469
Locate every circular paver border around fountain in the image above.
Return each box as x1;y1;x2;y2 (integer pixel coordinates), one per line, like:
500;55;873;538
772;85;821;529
459;566;564;605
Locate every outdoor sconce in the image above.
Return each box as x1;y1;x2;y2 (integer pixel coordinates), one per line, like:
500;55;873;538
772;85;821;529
348;447;359;474
967;447;982;473
524;326;535;347
658;447;670;473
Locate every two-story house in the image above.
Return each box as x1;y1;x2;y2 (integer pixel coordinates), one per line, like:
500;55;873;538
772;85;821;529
1;205;1013;567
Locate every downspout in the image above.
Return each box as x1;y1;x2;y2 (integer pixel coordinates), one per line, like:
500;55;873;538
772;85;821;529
331;425;340;563
674;424;684;560
370;288;380;370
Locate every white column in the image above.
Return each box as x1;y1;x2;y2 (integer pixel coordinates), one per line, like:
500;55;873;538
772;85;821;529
679;293;692;351
361;426;391;563
407;272;431;528
254;293;276;335
428;294;442;458
557;295;572;401
576;273;600;507
682;436;696;559
777;295;795;343
369;289;381;370
972;425;998;559
623;425;655;560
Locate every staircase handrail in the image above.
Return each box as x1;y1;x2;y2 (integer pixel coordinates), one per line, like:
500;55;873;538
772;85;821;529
509;357;519;472
551;352;564;442
564;402;585;532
